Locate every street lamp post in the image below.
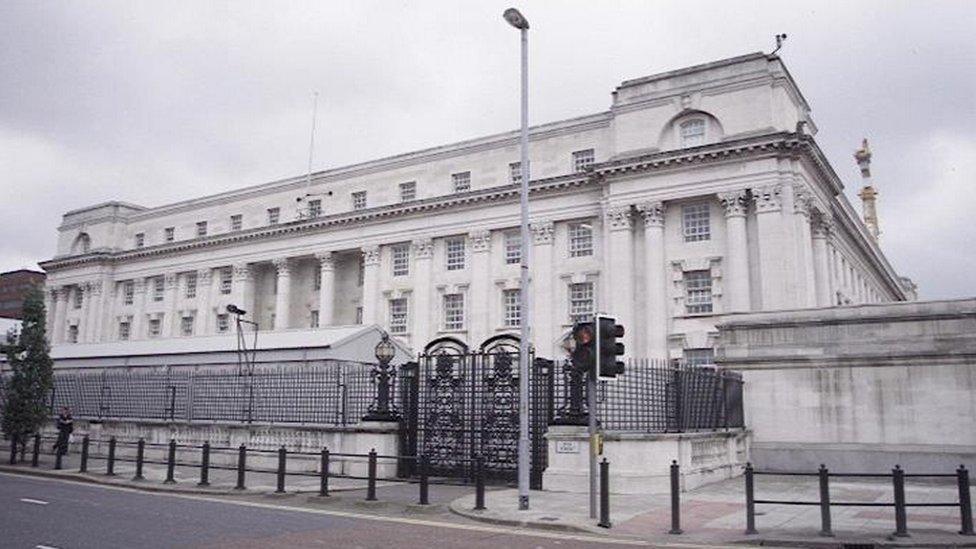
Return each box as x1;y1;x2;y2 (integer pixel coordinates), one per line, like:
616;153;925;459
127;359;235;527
503;6;531;511
363;332;398;422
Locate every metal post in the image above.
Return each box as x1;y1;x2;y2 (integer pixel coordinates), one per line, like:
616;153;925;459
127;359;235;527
275;445;286;494
892;464;909;537
8;435;15;465
598;458;611;528
31;434;40;467
133;438;145;480
198;442;210;487
474;456;486;511
419;455;429;505
959;465;974;536
818;464;832;537
79;434;89;473
319;448;329;497
106;436;116;476
588;360;598;519
744;462;757;535
54;445;63;470
366;448;377;501
669;460;682;534
164;439;176;484
235;444;246;490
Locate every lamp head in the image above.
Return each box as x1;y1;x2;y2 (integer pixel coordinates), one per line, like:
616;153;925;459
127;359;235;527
503;8;529;30
374;332;396;363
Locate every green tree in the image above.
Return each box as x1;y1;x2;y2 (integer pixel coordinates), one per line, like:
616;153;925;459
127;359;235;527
2;287;53;461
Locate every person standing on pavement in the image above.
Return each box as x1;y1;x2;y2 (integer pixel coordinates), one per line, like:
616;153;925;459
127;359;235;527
54;407;74;456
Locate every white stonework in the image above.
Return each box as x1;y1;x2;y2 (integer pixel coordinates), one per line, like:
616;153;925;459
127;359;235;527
40;53;909;360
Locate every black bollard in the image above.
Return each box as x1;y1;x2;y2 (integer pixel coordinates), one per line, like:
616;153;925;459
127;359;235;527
79;435;89;473
366;449;377;501
106;437;117;476
669;460;682;535
958;465;974;536
418;455;429;505
319;448;330;497
8;436;16;465
164;439;177;484
275;446;287;494
474;456;485;511
198;442;210;487
744;462;757;535
54;444;63;470
818;464;832;537
598;458;611;528
892;465;909;537
31;434;40;467
235;444;246;490
133;438;145;481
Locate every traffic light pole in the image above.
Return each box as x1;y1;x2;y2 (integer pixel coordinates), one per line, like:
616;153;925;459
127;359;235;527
589;314;600;519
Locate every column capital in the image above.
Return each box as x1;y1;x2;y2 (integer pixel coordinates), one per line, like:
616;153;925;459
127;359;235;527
272;257;292;276
469;229;491;253
719;190;749;218
637;201;665;228
163;273;178;290
197;268;212;284
232;263;252;282
412;238;434;259
793;184;813;217
315;251;335;269
133;279;146;294
530;221;554;245
752;184;782;213
362;245;381;266
605;204;633;232
88;280;103;296
812;214;833;239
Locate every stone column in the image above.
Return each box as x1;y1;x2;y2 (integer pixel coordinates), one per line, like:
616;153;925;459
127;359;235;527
316;252;336;327
468;230;492;346
197;269;213;335
811;215;833;307
232;264;255;328
361;245;381;325
78;282;93;342
792;185;817;308
752;184;791;310
272;258;292;330
604;204;635;353
53;287;69;344
131;280;146;339
411;238;434;347
162;273;178;337
719;190;751;313
530;221;554;356
87;281;104;343
638;202;667;359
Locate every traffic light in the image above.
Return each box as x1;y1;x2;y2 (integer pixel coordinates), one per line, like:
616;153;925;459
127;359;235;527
571;321;595;372
596;315;625;379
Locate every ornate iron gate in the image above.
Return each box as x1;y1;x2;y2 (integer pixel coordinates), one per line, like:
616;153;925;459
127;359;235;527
398;335;552;488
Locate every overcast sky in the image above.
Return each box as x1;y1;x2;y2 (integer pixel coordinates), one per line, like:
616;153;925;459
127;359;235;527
1;1;973;300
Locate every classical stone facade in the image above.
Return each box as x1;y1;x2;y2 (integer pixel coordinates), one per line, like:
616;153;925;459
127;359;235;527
40;53;910;360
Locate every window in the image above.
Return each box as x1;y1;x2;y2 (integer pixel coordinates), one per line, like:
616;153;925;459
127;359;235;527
569;282;594;324
230;214;242;231
220;268;232;295
355;306;363;324
73;287;83;309
148;318;161;338
509;162;522;185
392;243;410;277
313;264;321;290
452;172;471;193
683;348;715;367
389;298;408;334
119;321;130;341
216;313;229;333
682;203;711;242
443;293;464;331
152;277;164;302
572;149;595;172
135;233;145;248
67;325;79;343
180;316;194;336
185;272;197;299
352;191;367;210
684;270;713;314
400;181;417;202
445;237;465;270
680;119;705;148
164;227;175;242
308;199;322;218
196;221;208;237
310;310;319;328
504;231;521;264
122;281;134;305
568;222;593;257
503;289;521;328
267;207;280;225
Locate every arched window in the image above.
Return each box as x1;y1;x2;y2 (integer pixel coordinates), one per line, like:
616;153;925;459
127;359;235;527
679;118;706;148
71;233;91;254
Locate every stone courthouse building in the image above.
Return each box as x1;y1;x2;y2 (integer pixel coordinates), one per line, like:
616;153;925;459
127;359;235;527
39;53;914;360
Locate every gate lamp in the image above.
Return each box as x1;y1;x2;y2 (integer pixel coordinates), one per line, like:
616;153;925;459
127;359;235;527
364;332;398;422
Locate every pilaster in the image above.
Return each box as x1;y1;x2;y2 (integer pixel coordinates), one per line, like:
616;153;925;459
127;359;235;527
468;230;492;345
162;273;178;337
197;269;213;335
719;190;751;313
811;214;833;307
316;252;336;327
530;221;554;356
272;257;292;330
637;202;667;358
361;245;381;325
411;238;434;347
604;204;635;354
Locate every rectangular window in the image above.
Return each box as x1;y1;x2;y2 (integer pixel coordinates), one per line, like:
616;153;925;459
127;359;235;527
683;348;715;367
509;161;522;185
148;318;161;338
196;221;208;237
73;288;83;309
684;270;713;314
452;171;471;193
310;310;319;328
180;316;194;336
123;281;134;305
164;227;175;242
680;119;706;148
152;277;164;302
504;231;521;265
569;282;594;324
391;243;410;277
443;293;464;331
503;289;521;328
185;272;197;299
389;298;408;334
572;149;595;172
230;214;242;231
267;207;280;225
400;181;417;202
119;321;131;341
308;199;322;218
135;233;145;248
67;325;79;343
445;237;465;271
216;313;229;333
682;203;711;242
219;268;232;295
568;222;593;257
352;191;367;210
355;306;363;324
